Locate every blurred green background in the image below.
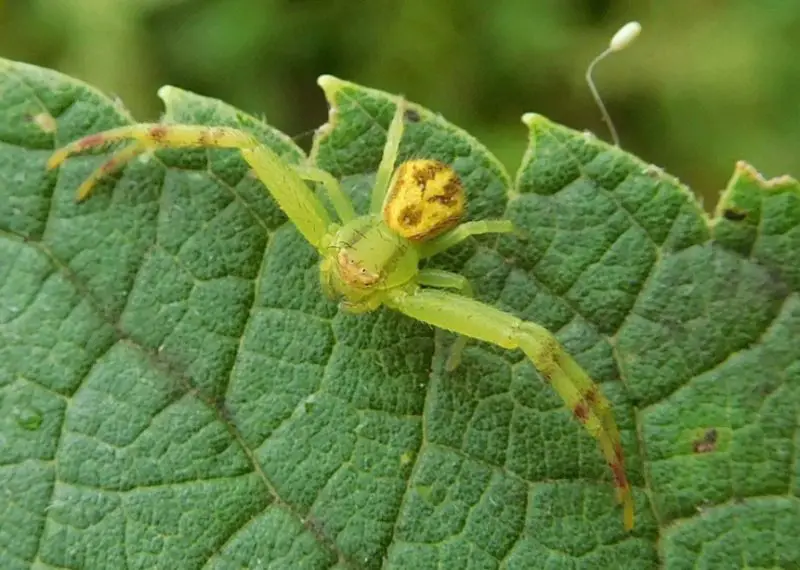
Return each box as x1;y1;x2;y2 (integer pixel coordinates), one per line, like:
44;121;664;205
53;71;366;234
2;0;798;209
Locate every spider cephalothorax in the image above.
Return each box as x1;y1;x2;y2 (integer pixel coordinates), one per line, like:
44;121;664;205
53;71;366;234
47;78;635;530
321;212;419;313
322;157;467;313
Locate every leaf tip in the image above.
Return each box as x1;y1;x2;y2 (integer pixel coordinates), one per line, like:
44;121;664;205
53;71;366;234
157;85;183;107
309;76;347;162
317;74;346;95
521;112;548;129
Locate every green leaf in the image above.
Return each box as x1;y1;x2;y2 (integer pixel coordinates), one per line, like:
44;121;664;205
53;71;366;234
1;59;798;570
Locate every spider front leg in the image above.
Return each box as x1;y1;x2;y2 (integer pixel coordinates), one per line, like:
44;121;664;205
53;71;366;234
385;287;635;530
291;164;356;222
370;97;407;214
48;123;354;250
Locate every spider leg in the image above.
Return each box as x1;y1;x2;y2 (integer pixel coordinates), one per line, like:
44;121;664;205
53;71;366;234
370;98;407;214
292;164;356;222
420;220;514;259
385;287;634;530
417;268;473;370
71;142;146;202
48;123;256;173
48;123;334;251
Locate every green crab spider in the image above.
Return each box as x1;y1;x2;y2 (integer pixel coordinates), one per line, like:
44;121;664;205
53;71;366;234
47;77;634;530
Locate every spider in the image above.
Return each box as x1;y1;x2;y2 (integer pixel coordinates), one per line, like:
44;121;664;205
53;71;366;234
47;77;634;530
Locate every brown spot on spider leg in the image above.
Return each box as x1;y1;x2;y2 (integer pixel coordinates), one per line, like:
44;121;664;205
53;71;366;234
615;442;625;463
610;460;629;489
208;127;235;146
573;401;590;422
99;158;119;174
196;128;225;146
78;134;107;150
148;125;168;142
536;365;553;383
573;385;604;422
533;338;559;383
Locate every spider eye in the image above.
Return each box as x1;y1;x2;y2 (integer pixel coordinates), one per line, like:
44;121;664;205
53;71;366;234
335;250;381;288
383;159;464;242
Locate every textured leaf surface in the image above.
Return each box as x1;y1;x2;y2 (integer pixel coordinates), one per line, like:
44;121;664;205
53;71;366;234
1;59;799;570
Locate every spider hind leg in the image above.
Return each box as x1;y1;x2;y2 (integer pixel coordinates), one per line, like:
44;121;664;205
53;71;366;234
416;268;474;371
515;322;634;530
386;287;635;530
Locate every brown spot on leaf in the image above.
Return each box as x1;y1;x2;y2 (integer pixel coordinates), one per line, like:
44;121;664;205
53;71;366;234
404;108;421;123
693;428;718;453
722;208;747;221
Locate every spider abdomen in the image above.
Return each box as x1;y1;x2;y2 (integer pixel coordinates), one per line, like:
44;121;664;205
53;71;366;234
383;159;465;241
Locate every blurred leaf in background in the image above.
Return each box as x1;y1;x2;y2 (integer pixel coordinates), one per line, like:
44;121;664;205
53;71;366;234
1;0;798;206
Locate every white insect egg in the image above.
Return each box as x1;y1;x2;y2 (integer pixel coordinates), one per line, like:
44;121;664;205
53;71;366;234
609;21;642;52
585;20;644;147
